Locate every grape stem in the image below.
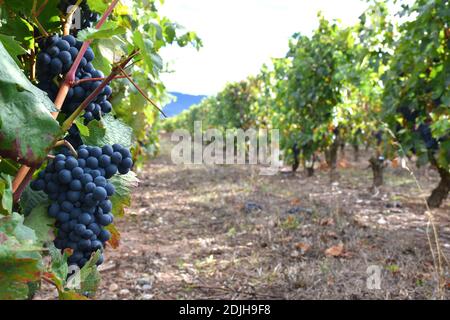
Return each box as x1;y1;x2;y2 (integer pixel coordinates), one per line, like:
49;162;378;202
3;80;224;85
54;140;78;157
12;0;121;200
72;74;130;86
118;66;167;117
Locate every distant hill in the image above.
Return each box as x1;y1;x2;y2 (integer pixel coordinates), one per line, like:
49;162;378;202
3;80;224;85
163;92;207;117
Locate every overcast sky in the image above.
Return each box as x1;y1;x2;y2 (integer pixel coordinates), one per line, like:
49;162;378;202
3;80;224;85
158;0;371;96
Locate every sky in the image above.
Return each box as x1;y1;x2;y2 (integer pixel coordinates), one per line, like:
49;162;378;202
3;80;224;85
158;0;371;96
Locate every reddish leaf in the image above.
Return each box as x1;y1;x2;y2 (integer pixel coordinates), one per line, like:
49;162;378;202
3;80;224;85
105;224;120;249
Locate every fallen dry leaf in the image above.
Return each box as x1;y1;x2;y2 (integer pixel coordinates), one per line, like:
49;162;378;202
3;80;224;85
391;157;400;168
320;218;335;226
325;243;345;257
325;231;338;239
338;159;350;169
319;161;329;170
295;242;311;254
290;198;302;206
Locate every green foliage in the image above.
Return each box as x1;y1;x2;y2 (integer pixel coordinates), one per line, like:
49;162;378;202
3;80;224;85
109;171;139;217
0;42;61;166
81;114;132;148
24;203;54;245
0;212;43;300
162;77;263;134
382;0;449;171
0;173;13;215
164;0;448;187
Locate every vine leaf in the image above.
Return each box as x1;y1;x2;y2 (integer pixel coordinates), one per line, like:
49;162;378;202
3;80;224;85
58;290;89;300
48;244;69;286
0;212;43;299
76;250;101;296
86;0;108;13
109;171;138;218
0;174;13;215
19;185;48;217
0;34;27;66
24;203;55;245
74;118;90;137
77;21;126;41
82;114;133;148
0;158;20;176
0;42;61;166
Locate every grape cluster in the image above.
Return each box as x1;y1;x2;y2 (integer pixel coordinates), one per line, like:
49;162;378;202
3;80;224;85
373;130;383;146
36;35;113;123
398;105;419;123
417;123;438;151
58;0;99;30
62;62;113;123
36;34;81;87
31;144;134;268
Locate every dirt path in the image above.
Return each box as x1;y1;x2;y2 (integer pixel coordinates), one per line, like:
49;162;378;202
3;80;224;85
37;136;450;299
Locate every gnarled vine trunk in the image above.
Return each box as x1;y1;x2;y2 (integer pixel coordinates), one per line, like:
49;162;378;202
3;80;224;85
292;159;300;173
340;141;346;158
427;166;450;208
352;143;359;162
369;156;384;187
292;143;300;173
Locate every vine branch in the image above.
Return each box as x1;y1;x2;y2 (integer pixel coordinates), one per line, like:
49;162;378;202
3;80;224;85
72;74;130;86
118;66;167;117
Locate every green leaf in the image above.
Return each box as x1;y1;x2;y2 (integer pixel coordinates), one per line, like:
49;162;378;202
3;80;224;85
1;1;33;15
37;0;62;34
86;0;108;13
58;290;89;300
74;118;90;137
24;203;54;245
151;52;163;73
76;250;101;296
0;158;20;176
109;171;138;217
133;31;156;75
82;114;133;148
0;42;61;166
77;22;126;41
19;185;48;217
0;34;27;66
0;173;13;215
48;243;69;287
0;212;43;300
